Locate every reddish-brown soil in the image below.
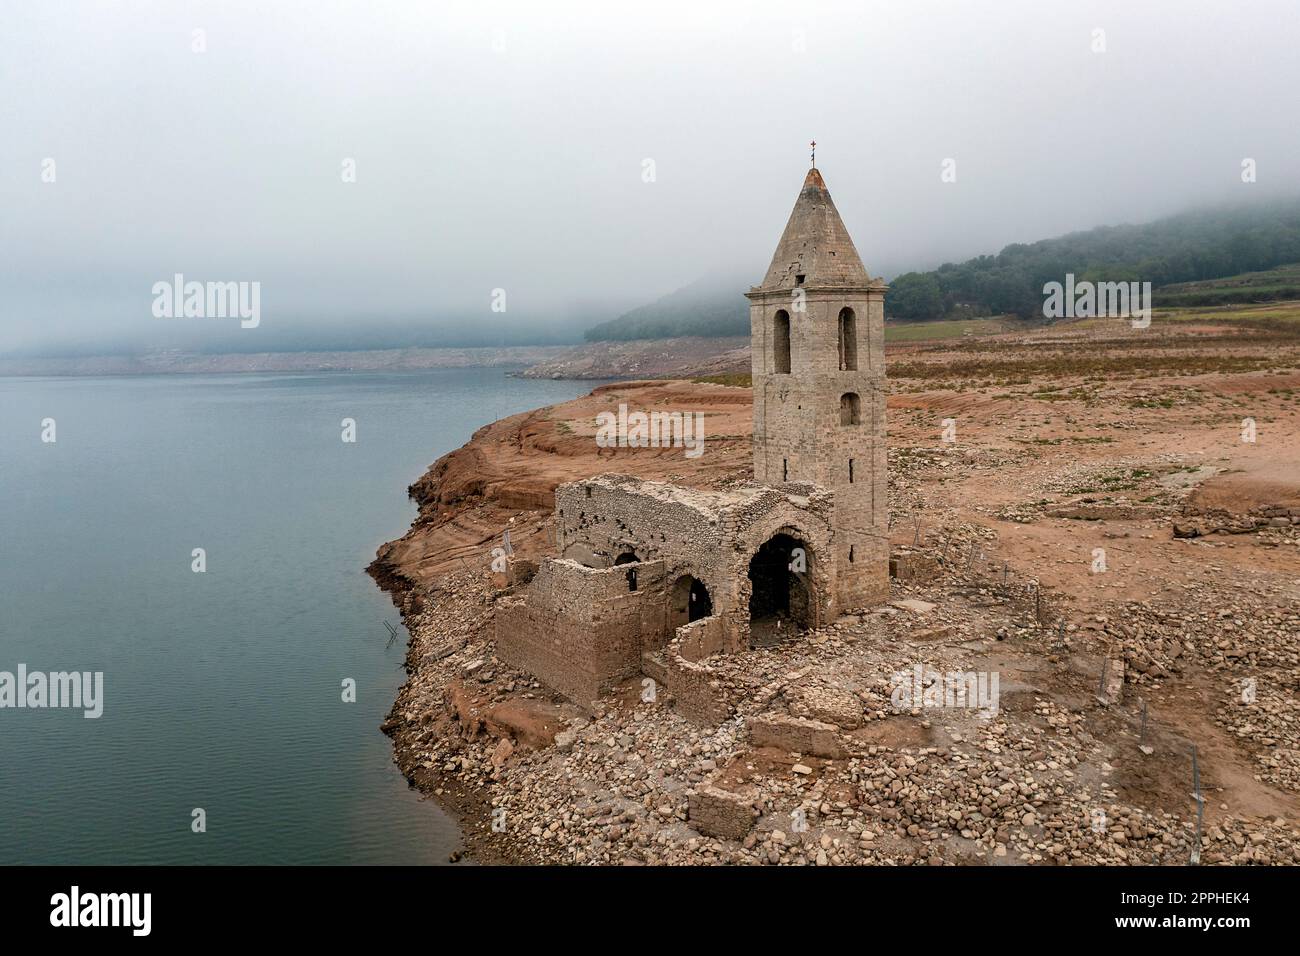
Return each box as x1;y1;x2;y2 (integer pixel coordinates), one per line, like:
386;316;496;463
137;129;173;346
370;379;753;590
372;311;1300;855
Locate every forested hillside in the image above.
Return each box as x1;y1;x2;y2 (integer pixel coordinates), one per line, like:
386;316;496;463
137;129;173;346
887;199;1300;320
584;199;1300;340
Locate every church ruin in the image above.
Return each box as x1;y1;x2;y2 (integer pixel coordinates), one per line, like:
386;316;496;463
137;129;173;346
497;163;889;712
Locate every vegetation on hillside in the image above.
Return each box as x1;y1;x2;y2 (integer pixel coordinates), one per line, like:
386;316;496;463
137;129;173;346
585;200;1300;340
1154;262;1300;307
888;200;1300;320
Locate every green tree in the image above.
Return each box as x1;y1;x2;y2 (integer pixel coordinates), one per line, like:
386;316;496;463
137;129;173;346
886;272;944;320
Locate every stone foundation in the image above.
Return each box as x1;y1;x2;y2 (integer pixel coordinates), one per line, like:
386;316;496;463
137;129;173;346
495;557;668;705
748;714;846;759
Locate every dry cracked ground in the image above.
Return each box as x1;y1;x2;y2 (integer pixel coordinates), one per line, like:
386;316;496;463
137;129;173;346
376;307;1300;865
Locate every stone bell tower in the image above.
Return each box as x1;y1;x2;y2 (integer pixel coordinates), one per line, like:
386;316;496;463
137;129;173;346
745;162;889;610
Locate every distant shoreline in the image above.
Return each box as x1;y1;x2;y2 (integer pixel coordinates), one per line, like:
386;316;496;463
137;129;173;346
0;345;572;378
0;335;754;382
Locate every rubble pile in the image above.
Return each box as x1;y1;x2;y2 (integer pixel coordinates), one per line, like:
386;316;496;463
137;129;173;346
382;565;1300;866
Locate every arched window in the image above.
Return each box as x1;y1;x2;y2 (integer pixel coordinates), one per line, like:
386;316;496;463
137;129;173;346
669;575;713;629
838;307;858;371
773;310;791;374
840;392;861;426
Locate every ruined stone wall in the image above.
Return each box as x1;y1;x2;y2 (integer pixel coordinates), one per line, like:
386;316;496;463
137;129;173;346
556;477;744;650
557;476;729;581
555;476;838;649
662;623;734;725
676;614;727;662
496;557;666;705
501;478;844;710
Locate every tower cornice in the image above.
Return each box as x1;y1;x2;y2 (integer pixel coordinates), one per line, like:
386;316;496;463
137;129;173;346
745;280;887;301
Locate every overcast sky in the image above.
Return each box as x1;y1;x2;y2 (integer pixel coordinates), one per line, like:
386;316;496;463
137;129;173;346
3;0;1298;356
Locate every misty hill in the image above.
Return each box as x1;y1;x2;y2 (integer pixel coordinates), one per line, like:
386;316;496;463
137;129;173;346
583;273;751;342
585;199;1300;340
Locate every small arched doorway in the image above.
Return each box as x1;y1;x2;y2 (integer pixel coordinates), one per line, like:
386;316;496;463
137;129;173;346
669;574;713;631
747;532;814;646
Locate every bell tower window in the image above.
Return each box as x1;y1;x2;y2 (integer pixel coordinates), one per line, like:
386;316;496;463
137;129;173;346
838;307;858;371
773;310;791;374
840;392;861;426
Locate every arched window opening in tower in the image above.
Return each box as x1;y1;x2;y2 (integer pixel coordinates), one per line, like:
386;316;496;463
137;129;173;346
838;307;858;371
840;392;861;426
773;310;791;374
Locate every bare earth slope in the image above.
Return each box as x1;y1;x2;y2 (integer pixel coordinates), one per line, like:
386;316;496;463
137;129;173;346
517;336;750;381
372;306;1300;865
369;379;753;590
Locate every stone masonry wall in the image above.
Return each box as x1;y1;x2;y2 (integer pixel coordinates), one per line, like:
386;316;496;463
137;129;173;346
496;557;666;705
663;630;735;725
555;475;838;649
748;287;889;610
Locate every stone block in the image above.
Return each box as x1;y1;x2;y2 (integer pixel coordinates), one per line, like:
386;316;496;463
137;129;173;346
748;714;846;758
688;785;757;840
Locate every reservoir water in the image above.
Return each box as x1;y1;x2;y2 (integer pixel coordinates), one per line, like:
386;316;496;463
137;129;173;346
0;368;598;864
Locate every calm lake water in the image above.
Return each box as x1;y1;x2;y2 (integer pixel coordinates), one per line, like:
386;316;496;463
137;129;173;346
0;369;599;864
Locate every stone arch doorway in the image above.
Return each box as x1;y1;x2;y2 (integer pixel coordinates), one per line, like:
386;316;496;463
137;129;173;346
614;550;641;566
747;532;814;646
669;574;713;631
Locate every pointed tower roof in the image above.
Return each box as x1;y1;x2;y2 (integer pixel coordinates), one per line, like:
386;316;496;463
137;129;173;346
752;167;871;292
